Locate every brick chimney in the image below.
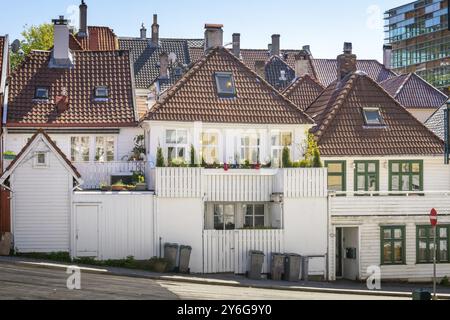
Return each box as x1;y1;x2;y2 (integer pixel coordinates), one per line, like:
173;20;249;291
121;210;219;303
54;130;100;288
337;42;357;80
271;34;280;57
232;33;240;58
294;50;310;78
159;52;169;79
50;16;73;68
78;0;88;37
140;23;147;39
204;24;223;52
383;44;392;69
254;60;266;78
151;14;159;46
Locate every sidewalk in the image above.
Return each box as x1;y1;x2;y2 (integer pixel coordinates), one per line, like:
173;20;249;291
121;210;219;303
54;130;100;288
1;256;449;299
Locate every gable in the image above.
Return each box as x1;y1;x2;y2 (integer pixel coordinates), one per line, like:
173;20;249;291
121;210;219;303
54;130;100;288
144;48;313;125
308;74;444;156
283;76;324;111
265;56;296;91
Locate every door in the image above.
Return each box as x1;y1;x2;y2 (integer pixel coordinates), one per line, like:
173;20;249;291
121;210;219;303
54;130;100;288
75;205;99;257
343;227;359;281
335;228;343;278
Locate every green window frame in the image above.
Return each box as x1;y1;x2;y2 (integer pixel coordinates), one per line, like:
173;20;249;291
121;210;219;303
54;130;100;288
325;161;346;192
381;226;406;265
388;160;423;192
416;225;450;264
354;160;379;192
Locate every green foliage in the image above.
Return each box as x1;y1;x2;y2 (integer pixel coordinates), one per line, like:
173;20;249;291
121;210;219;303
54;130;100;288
312;147;323;168
282;146;292;168
441;276;450;286
129;135;146;161
156;146;165;167
11;23;54;70
132;171;145;184
304;132;323;168
3;151;16;156
189;145;197;167
169;158;188;167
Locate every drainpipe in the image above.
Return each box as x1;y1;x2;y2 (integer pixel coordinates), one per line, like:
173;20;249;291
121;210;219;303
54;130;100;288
445;100;450;165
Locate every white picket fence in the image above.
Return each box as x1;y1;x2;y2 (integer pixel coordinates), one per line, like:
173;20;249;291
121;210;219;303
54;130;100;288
203;230;285;274
74;161;147;189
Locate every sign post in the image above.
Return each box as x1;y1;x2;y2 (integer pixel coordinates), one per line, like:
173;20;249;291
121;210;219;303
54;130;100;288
430;208;438;300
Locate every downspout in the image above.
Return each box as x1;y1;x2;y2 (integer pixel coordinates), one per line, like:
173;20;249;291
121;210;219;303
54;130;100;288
445;102;450;165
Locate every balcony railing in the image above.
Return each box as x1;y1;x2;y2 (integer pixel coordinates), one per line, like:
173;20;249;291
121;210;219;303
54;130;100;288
74;161;147;190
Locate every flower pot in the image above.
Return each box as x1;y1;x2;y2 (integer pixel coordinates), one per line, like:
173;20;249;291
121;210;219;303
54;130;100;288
135;183;147;191
112;185;126;192
126;185;136;191
224;163;229;171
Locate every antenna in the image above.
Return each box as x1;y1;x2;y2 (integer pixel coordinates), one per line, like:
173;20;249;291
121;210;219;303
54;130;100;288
11;39;20;54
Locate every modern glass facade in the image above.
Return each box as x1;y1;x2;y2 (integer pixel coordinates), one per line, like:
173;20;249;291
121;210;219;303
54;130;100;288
385;0;450;94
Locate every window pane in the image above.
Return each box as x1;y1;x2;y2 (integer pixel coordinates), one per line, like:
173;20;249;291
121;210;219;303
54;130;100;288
37;153;46;164
440;241;448;261
254;216;265;228
368;163;376;173
391;175;399;191
440;228;448;238
394;228;403;239
215;73;235;95
214;205;224;230
391;163;400;173
254;205;265;216
418;228;428;238
383;229;391;240
166;130;176;144
357;175;365;191
412;163;420;173
71;137;90;162
177;147;185;159
328;176;343;192
328;163;343;173
394;241;403;262
281;133;292;146
177;131;188;144
383;242;392;262
244;216;253;229
418;240;428;262
357;163;365;173
401;175;410;191
106;137;114;162
412;175;421;191
402;163;410;173
168;147;176;162
368;175;377;191
363;109;382;125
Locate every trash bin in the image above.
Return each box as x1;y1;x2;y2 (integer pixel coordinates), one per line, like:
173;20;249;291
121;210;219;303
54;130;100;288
248;250;265;280
164;243;179;272
271;253;286;281
412;289;432;301
178;245;192;274
0;233;12;256
284;254;302;282
302;256;309;281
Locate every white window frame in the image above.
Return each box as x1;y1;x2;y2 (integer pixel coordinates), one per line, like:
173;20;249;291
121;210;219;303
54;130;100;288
243;204;266;229
95;136;116;162
363;107;383;126
271;131;293;167
214;72;236;97
33;152;49;168
70;136;91;162
213;204;236;231
240;133;261;164
200;131;220;164
165;129;189;163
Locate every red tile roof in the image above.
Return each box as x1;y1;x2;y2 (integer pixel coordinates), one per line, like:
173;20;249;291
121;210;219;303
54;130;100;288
144;47;313;124
305;72;444;156
73;27;118;51
7;50;137;127
380;73;448;110
1;129;81;180
283;75;324;111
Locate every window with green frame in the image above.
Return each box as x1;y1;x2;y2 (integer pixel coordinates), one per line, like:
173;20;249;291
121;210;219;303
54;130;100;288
354;161;379;192
381;226;406;265
325;161;346;192
417;225;450;264
389;161;423;192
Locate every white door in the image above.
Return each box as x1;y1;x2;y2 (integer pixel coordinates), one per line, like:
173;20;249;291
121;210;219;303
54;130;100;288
75;205;99;257
343;227;359;281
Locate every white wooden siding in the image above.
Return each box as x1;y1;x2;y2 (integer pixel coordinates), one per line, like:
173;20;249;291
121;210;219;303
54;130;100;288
12;141;72;253
203;230;285;274
72;192;154;260
155;168;202;198
323;156;450;193
283;168;328;198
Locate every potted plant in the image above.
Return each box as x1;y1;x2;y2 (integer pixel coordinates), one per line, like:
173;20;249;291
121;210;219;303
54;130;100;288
126;184;136;191
112;180;126;191
135;175;147;191
3;151;16;161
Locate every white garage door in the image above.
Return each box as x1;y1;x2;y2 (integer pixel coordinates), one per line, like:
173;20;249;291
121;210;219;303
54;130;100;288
75;205;99;257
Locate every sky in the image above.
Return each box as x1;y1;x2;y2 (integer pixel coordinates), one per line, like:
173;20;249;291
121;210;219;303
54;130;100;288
0;0;408;61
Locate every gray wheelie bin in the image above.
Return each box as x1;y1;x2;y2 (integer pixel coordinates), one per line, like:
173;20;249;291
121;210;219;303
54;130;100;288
248;250;265;280
284;254;302;282
164;243;179;272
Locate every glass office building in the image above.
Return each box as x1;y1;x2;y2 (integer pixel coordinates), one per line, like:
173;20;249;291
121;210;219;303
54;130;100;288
385;0;449;94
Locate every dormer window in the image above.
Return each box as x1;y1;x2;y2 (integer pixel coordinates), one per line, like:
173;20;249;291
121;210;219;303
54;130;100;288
94;86;109;100
34;87;49;100
215;72;236;98
363;108;383;126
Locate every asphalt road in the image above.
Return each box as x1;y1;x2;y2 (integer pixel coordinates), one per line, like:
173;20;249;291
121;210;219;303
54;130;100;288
0;262;406;300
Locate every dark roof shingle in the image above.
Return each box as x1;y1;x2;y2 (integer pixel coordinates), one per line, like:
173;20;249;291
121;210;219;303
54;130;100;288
305;72;444;156
283;75;324;111
144;47;313;125
7;50;136;127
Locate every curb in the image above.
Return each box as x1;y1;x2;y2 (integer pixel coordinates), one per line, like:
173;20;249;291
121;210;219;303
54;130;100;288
6;259;450;300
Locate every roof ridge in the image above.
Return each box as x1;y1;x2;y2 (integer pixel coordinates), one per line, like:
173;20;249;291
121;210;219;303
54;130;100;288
411;72;449;99
393;73;413;98
282;74;324;95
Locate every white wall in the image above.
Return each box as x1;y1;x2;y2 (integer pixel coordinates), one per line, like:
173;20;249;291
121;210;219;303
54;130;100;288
156;198;204;273
4;128;143;163
145;121;311;167
283;198;328;276
11;140;72;253
323;156;449;192
72;192;154;260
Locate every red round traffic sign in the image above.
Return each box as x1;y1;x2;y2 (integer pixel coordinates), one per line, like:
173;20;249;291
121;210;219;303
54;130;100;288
430;208;438;227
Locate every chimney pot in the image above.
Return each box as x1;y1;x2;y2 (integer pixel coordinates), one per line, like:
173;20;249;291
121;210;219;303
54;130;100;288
232;33;240;58
140;23;147;39
294;51;311;78
271;34;280;57
79;0;88;37
204;24;224;52
383;44;392;69
151;14;159;46
337;42;357;80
